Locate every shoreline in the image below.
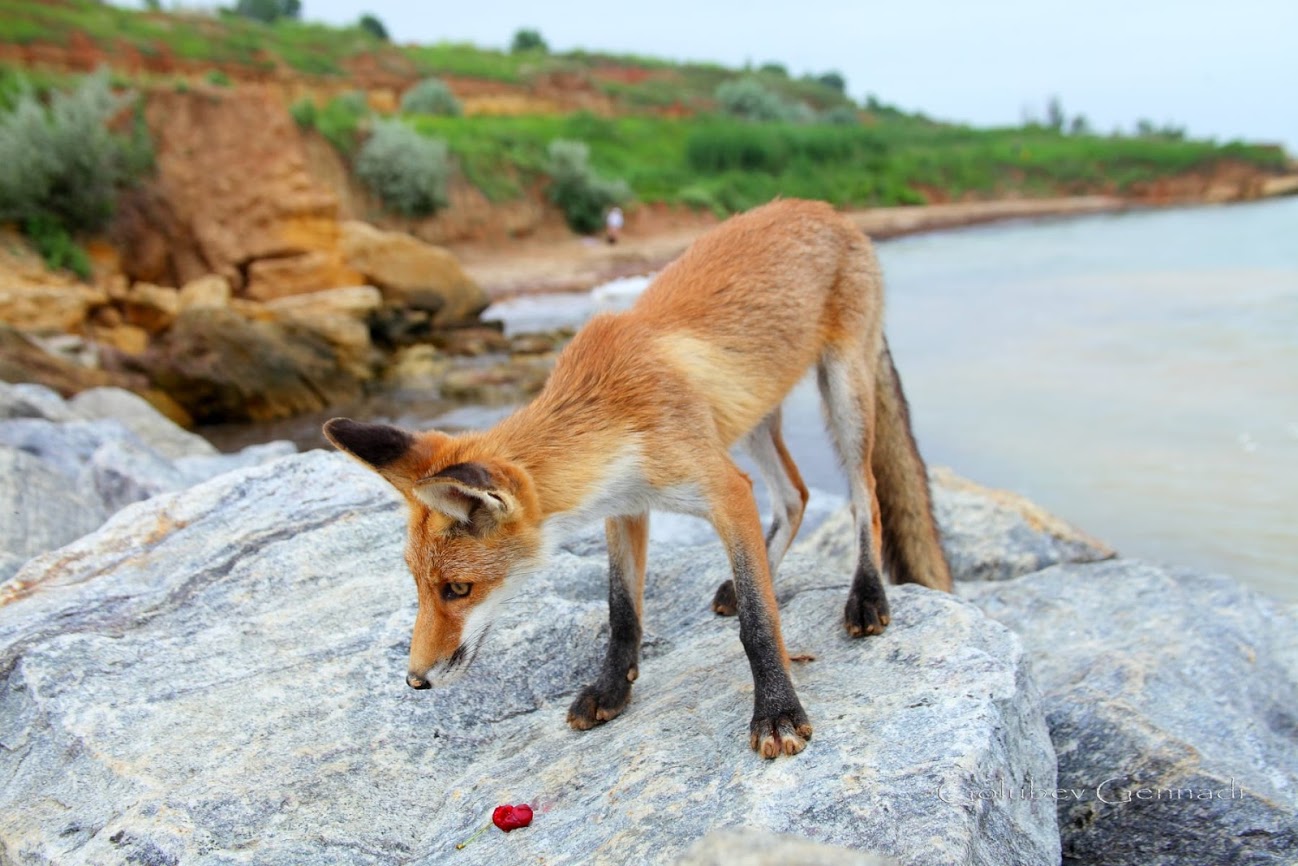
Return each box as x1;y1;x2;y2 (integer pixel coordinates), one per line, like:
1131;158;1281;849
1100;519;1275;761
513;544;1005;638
449;189;1296;299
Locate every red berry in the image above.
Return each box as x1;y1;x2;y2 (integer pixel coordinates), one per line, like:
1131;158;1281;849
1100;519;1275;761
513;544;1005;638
492;803;533;832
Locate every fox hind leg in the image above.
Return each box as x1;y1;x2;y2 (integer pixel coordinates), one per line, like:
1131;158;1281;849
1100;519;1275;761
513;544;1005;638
712;410;809;616
568;513;648;730
818;349;891;637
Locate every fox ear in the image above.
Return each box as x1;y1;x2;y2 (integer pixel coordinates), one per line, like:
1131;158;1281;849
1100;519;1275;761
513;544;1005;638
323;418;415;470
414;462;516;532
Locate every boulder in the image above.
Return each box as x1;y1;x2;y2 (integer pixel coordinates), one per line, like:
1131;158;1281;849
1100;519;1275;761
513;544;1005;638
0;323;138;397
70;387;218;460
964;562;1298;865
0;446;108;565
243;250;364;302
90;323;151;356
178;274;232;310
108;280;181;334
264;286;383;381
797;469;1115;583
139;307;366;422
341;220;489;325
0;283;107;334
0;381;80;422
0;452;1059;866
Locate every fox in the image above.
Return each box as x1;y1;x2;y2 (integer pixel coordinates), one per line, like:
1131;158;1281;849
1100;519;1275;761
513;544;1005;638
324;198;952;759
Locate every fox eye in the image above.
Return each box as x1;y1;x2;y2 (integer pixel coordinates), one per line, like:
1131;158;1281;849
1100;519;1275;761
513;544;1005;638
443;581;472;600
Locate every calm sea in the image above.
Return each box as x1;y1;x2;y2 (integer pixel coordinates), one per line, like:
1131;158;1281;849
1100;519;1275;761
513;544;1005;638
209;198;1298;601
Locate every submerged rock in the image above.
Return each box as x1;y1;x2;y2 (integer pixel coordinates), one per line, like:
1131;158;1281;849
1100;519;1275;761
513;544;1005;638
0;451;1058;866
965;562;1298;865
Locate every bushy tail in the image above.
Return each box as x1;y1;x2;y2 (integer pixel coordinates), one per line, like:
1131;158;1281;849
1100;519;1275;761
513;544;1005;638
872;340;953;591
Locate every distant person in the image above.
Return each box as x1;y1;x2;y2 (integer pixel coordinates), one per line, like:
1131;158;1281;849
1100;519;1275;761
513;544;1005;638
605;206;624;245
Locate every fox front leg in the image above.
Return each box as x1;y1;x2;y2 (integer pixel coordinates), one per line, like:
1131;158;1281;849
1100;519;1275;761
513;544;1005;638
567;514;648;730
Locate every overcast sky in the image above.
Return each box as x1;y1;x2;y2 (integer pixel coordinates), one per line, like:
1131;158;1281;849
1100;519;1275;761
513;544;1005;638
282;1;1298;150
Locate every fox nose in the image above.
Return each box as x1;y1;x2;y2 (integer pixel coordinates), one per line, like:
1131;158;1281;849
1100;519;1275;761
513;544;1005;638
406;672;431;690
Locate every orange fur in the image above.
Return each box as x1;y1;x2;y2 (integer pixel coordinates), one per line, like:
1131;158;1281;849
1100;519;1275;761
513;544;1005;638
325;198;951;754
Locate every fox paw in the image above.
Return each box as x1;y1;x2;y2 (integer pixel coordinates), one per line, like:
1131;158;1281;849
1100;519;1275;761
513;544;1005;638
844;587;891;637
749;712;813;758
566;676;634;731
711;579;738;616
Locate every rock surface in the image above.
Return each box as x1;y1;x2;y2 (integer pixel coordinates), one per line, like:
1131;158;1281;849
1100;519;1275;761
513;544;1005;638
677;830;897;865
797;468;1115;583
341;220;489;325
0;384;292;582
0;451;1059;866
139;307;369;422
964;562;1298;865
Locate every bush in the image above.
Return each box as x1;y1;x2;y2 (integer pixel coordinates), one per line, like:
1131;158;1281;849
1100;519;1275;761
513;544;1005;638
546;139;629;234
815;71;847;94
511;28;548;53
821;105;860;126
313;91;369;155
232;0;301;23
715;77;788;122
0;71;149;237
400;78;462;117
358;13;388;41
206;70;231;87
23;214;92;279
355;119;451;217
289;97;316;128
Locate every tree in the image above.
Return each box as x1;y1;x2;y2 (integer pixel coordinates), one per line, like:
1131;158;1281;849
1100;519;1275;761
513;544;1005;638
1046;95;1065;132
358;13;388;41
231;0;301;24
815;71;846;94
511;28;548;53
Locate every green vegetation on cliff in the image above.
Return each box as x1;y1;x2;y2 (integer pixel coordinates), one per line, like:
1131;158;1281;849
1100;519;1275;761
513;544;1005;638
0;0;1289;234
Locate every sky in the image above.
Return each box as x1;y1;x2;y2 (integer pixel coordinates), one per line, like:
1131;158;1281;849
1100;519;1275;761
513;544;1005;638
265;1;1298;151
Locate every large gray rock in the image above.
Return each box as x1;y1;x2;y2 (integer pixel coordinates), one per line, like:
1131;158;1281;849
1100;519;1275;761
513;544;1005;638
677;829;897;865
0;381;80;422
0;447;108;565
798;468;1114;583
0;394;296;580
964;562;1298;865
70;386;218;460
0;452;1058;866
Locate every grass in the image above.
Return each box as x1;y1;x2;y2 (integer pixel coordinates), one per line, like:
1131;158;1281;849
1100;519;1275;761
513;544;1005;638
407;113;1288;214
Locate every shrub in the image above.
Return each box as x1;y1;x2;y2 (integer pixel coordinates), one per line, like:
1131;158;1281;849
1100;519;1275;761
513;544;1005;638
358;13;388;41
355;119;451;217
815;71;846;94
206;70;231;87
314;91;369;155
232;0;301;24
0;71;148;237
821;105;860;126
400;78;462;117
715;77;788;122
23;214;92;279
546;139;629;234
511;28;548;53
289;97;316;128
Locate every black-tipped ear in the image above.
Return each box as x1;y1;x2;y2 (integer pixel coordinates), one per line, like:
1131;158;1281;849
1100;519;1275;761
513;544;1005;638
323;418;415;469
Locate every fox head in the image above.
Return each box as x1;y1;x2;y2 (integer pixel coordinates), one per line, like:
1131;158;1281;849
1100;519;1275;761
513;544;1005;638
323;418;544;690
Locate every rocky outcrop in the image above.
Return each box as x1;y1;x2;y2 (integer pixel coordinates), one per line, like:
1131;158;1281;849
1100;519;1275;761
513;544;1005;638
138;306;371;422
965;563;1298;865
0;227;108;334
115;87;361;292
0;450;1060;866
341;220;490;325
0;382;293;581
796;468;1115;582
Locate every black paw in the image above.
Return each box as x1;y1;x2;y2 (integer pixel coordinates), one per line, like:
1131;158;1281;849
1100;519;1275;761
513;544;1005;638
844;582;891;637
712;579;738;616
749;708;813;758
566;672;635;731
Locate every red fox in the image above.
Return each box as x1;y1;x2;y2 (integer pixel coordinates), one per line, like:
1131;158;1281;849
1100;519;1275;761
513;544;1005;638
325;198;952;759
